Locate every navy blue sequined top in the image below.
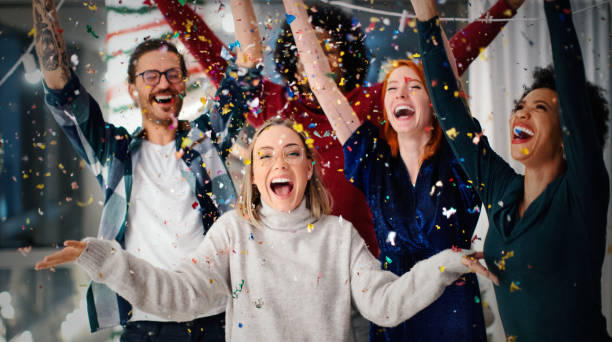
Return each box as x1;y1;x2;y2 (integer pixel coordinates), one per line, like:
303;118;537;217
343;121;486;341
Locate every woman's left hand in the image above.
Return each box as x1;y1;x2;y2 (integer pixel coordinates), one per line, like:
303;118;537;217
461;252;500;285
34;240;87;271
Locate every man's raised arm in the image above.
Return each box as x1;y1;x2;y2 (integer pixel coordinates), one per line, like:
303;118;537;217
33;0;71;89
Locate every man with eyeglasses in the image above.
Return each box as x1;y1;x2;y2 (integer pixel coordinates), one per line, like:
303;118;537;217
33;0;260;339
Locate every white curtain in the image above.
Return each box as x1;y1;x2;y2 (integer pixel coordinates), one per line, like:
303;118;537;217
467;1;611;340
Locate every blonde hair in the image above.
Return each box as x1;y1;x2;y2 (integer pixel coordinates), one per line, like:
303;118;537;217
237;118;332;226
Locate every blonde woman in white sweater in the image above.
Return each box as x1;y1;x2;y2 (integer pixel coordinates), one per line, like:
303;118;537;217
35;118;497;341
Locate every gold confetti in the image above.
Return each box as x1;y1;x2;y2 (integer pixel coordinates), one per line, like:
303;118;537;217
520;147;530;155
446;128;459;140
510;281;521;293
307;223;314;232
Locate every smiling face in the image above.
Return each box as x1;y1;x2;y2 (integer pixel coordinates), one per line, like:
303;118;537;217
128;49;185;126
384;66;433;136
251;125;314;212
510;88;562;167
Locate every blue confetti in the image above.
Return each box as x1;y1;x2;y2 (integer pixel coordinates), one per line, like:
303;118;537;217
228;40;241;51
286;14;296;24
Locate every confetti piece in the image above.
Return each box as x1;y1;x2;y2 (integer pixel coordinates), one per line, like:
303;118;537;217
293;122;304;133
220;47;233;61
386;231;396;246
178;0;186;5
474;296;481;303
510;281;521;293
180;137;192;149
385;256;392;264
494;250;515;271
228;40;241;51
285;14;296;24
27;28;36;37
192;201;199;210
86;25;99;39
520;147;529;155
442;207;456;219
232;280;245;298
446;128;458;139
244;159;252;165
307;223;314;232
439;266;446;272
76;196;94;207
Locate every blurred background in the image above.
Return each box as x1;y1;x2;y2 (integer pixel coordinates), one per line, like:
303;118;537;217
0;0;610;340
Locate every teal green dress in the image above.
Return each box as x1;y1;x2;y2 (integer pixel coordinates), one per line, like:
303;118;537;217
417;1;610;341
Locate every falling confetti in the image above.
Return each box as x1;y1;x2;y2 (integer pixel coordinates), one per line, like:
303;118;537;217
285;14;296;24
86;25;99;39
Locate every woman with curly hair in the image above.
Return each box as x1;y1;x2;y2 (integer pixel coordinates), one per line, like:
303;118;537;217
411;0;611;339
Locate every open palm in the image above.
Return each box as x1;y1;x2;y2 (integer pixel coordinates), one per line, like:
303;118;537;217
35;240;87;270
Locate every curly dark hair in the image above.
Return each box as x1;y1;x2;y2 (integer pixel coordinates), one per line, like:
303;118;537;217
127;39;187;84
274;3;368;93
515;65;609;148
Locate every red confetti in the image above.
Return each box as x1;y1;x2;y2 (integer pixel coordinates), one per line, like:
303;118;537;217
192;201;199;209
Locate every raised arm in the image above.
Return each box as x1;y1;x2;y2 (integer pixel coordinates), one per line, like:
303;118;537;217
412;0;517;208
33;0;70;89
154;0;229;86
230;0;263;68
282;0;360;144
543;0;607;198
33;0;130;174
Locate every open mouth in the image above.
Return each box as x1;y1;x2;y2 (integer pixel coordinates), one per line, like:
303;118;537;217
512;125;535;143
270;177;294;197
152;94;175;105
394;105;415;119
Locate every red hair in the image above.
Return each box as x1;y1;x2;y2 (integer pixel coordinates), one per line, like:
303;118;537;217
381;59;442;161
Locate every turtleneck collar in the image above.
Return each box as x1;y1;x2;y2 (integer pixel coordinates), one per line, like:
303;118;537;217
258;199;315;231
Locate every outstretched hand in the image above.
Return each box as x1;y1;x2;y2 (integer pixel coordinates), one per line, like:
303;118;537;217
34;240;87;271
461;252;500;285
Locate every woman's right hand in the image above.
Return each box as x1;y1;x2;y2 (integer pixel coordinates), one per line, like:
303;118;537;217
34;240;87;271
461;252;500;285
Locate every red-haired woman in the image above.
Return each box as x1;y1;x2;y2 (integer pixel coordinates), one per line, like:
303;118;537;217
283;1;489;341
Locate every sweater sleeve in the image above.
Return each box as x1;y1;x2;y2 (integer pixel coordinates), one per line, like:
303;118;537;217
544;0;608;203
154;0;229;87
76;223;232;322
450;0;517;76
349;226;470;327
418;17;518;209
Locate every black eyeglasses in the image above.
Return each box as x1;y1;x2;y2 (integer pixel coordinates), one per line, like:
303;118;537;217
136;68;183;86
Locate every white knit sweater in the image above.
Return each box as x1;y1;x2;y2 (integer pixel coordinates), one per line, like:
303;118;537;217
77;200;471;341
